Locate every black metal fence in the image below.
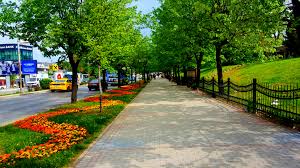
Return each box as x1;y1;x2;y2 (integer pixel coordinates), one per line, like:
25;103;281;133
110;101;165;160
197;77;300;124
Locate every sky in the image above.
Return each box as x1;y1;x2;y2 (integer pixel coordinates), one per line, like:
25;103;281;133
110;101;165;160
0;0;160;63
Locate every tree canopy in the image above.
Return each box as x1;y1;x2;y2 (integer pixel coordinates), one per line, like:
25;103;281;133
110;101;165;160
151;0;285;90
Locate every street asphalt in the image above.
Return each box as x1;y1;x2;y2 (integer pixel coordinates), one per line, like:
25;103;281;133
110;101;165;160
0;86;97;126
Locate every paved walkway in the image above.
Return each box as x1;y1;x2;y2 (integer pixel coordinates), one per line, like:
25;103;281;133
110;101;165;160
74;79;300;168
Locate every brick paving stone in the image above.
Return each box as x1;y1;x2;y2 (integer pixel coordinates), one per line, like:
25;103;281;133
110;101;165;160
74;79;300;168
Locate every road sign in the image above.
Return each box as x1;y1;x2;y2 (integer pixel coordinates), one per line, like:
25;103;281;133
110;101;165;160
57;74;62;79
51;64;59;71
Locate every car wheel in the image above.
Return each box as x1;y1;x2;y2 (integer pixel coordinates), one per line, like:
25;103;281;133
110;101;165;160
67;87;71;92
89;88;92;91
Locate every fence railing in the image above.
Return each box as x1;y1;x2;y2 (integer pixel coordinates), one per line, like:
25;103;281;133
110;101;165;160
196;77;300;124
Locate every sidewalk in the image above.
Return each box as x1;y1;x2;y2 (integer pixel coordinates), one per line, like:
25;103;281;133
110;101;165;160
74;79;300;168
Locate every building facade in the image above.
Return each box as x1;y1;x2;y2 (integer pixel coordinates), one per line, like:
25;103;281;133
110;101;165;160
0;44;33;61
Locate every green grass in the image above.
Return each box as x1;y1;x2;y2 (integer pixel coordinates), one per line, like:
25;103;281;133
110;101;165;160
0;125;50;155
56;101;98;110
201;58;300;85
200;58;300;119
0;84;145;168
10;105;126;168
50;105;125;134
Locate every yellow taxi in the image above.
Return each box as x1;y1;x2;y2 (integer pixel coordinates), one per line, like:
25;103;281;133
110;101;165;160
50;78;72;92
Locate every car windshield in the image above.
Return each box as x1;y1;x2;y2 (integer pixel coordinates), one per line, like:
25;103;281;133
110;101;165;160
29;78;37;82
55;80;66;83
90;79;98;83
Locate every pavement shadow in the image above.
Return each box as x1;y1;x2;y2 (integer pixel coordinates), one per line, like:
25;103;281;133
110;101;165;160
75;79;300;168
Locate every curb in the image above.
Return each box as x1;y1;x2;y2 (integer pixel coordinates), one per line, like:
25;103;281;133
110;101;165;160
0;90;50;97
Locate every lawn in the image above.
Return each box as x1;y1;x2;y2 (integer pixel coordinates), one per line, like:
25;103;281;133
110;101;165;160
0;82;145;168
201;58;300;86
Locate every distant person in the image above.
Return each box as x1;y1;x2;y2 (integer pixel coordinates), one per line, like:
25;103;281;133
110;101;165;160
153;74;156;79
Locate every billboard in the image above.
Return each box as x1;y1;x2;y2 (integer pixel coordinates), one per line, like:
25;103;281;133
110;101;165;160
0;61;19;75
0;60;37;75
21;60;37;74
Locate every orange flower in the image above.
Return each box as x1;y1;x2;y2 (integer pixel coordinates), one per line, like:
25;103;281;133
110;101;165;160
0;95;126;166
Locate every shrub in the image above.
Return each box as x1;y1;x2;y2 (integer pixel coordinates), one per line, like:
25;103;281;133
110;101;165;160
40;78;52;89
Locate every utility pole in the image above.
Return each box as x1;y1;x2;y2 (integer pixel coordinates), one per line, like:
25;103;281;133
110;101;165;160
17;41;23;95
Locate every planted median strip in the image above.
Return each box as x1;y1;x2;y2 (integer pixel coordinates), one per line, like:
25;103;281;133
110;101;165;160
0;83;144;167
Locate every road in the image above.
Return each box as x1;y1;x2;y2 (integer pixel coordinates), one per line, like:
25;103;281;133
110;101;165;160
0;87;97;126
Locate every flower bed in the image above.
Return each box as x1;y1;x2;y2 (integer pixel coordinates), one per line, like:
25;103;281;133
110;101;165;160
107;90;135;95
84;83;140;103
120;83;141;91
0;100;124;166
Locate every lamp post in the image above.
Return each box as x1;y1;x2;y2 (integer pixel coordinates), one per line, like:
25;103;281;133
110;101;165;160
17;41;23;95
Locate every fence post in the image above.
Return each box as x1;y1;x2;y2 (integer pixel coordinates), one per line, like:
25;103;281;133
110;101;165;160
253;78;257;113
227;78;230;101
212;77;216;98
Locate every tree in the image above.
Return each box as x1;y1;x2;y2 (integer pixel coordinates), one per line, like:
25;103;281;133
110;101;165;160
83;0;141;111
194;0;285;93
152;0;212;86
0;0;16;36
13;0;89;103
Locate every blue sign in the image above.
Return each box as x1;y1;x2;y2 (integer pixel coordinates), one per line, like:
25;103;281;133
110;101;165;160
21;60;37;74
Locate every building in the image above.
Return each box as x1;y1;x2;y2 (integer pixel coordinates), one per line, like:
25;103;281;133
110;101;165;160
0;44;33;61
0;44;33;89
29;62;51;79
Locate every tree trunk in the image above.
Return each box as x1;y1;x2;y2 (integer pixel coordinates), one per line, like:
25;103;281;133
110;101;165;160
183;65;187;85
118;68;121;88
102;69;107;92
292;0;300;56
177;65;180;85
195;52;204;87
147;71;149;81
216;45;224;94
130;68;133;84
134;68;137;83
143;66;146;81
98;64;103;113
71;61;79;103
173;67;176;82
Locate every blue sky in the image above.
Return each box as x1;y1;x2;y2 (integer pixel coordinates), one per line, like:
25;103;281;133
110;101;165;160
133;0;160;36
0;0;160;63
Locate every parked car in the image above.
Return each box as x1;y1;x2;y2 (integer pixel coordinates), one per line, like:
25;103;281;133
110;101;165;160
50;78;72;92
0;85;6;90
88;79;108;91
88;79;99;91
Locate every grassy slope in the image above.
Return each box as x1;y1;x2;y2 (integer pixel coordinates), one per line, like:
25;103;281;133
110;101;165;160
201;58;300;85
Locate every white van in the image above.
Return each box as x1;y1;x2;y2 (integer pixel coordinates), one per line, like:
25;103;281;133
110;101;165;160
27;77;40;87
